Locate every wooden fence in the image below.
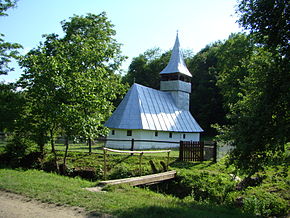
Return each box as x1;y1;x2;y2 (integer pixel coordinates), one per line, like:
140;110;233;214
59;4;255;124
103;148;171;179
179;141;217;162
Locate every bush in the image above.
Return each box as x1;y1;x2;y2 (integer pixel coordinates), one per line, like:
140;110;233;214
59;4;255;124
108;163;151;180
242;188;288;217
68;165;103;181
176;170;236;202
109;164;135;179
3;134;38;168
41;153;58;172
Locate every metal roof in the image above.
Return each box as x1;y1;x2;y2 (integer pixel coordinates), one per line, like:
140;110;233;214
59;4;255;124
105;83;203;132
160;33;192;77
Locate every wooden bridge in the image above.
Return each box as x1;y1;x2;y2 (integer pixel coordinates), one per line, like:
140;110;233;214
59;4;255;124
86;170;176;192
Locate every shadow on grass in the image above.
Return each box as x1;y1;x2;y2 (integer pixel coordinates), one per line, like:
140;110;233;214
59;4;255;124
170;160;215;169
113;205;252;218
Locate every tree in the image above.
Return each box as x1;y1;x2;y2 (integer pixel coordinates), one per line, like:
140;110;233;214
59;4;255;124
216;33;254;108
19;12;127;163
0;0;22;75
123;48;169;89
215;1;290;174
0;82;24;132
123;48;194;90
187;42;225;135
237;0;289;57
220;48;290;174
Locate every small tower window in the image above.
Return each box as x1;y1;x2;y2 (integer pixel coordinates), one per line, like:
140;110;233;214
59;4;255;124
155;131;158;137
112;130;115;135
169;132;172;138
127;130;132;136
183;134;186;139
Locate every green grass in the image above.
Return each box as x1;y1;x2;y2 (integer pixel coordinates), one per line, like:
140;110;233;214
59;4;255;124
43;150;180;180
54;143;180;157
0;168;250;217
1;141;288;217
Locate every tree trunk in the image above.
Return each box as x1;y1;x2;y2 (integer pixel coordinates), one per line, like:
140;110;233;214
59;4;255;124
88;137;92;154
37;131;46;159
50;129;56;154
63;136;69;168
49;128;58;172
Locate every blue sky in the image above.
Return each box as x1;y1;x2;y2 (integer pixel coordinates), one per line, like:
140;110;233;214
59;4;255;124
0;0;242;82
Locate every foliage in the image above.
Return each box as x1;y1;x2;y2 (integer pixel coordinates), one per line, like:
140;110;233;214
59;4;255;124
123;48;170;89
237;0;289;57
0;82;24;132
0;0;15;16
0;169;248;217
216;33;254;108
1;148;289;217
0;168;250;218
175;170;236;202
242;187;288;217
216;38;290;174
0;0;22;75
18;12;127;158
188;42;225;134
1;133;40;167
214;10;289;174
123;47;194;90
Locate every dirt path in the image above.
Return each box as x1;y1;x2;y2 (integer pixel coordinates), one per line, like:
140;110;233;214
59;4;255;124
0;190;106;218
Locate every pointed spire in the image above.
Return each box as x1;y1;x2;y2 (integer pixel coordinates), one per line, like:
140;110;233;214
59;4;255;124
160;33;192;77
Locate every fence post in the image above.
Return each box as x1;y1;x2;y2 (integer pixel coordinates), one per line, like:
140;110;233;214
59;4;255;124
103;148;107;180
167;151;170;171
200;141;204;161
130;138;134;156
139;152;143;175
213;141;217;163
179;141;183;161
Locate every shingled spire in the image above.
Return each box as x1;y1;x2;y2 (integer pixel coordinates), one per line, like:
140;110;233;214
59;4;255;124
160;32;191;77
159;33;192;111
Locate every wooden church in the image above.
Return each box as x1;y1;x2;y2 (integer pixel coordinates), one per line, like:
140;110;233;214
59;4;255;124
105;34;203;149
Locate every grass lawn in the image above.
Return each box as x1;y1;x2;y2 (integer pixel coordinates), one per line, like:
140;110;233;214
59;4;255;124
1;140;288;217
0;168;250;218
54;142;180;157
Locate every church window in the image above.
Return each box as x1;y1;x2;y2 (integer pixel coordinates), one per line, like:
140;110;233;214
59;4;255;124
112;130;115;135
155;131;158;137
169;132;172;138
183;134;186;139
127;130;132;136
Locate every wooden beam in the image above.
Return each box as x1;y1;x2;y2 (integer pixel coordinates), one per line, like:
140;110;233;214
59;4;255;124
103;148;171;154
99;170;176;186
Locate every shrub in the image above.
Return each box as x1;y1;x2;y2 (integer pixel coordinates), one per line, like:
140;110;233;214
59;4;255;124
67;165;103;181
3;134;38;168
176;170;236;203
109;164;135;179
41;153;58;172
242;188;288;217
108;163;151;180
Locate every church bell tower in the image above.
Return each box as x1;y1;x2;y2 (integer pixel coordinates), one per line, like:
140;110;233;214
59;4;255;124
160;33;192;111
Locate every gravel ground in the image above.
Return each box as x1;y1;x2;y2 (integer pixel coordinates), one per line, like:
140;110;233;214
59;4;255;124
0;190;108;218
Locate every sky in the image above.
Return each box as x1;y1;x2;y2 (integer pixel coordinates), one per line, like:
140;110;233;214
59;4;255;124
0;0;242;83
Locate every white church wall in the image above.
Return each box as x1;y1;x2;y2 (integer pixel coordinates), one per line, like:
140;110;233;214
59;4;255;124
105;129;200;150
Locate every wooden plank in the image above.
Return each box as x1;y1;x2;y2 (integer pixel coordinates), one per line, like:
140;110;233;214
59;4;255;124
99;170;176;186
104;147;171;154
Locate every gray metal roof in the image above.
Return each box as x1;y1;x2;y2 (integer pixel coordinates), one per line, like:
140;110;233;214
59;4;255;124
105;83;203;132
160;33;192;77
